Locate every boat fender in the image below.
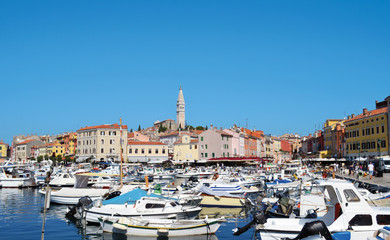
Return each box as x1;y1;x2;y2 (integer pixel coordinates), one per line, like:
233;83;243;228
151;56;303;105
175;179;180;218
112;223;127;231
214;196;221;201
157;228;169;236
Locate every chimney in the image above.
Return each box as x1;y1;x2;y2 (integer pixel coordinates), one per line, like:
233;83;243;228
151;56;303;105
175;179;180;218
347;116;351;120
363;108;368;115
351;114;355;118
210;124;213;129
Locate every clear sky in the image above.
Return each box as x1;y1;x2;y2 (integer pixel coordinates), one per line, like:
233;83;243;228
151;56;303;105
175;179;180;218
1;1;389;144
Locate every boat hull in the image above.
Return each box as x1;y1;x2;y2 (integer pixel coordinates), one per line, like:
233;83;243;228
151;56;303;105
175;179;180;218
1;178;36;188
99;217;222;236
200;194;245;208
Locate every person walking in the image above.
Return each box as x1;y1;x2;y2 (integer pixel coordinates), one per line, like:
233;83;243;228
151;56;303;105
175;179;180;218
368;162;375;180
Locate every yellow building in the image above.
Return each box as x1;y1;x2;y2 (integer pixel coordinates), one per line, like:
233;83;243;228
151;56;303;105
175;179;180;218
323;119;344;158
0;141;8;160
345;107;388;160
38;142;65;158
173;134;199;163
127;141;168;163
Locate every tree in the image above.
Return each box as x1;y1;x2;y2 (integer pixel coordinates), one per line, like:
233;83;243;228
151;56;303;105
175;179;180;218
138;125;141;131
196;126;204;130
205;125;208;130
130;128;133;133
37;155;43;162
44;154;49;160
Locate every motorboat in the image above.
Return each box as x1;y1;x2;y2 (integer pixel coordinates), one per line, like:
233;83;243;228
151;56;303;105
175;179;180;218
83;188;202;224
99;216;224;236
0;166;36;188
49;172;76;187
39;173;115;204
234;179;390;240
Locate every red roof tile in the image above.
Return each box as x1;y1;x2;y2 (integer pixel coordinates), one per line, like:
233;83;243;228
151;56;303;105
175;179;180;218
345;107;387;123
78;123;128;131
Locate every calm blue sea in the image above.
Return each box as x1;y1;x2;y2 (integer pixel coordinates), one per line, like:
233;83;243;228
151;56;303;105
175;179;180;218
0;188;256;240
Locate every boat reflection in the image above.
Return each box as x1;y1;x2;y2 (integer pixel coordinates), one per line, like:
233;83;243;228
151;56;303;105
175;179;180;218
100;233;219;240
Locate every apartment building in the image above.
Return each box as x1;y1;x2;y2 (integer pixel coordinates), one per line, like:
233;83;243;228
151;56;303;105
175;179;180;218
76;123;128;162
127;141;168;163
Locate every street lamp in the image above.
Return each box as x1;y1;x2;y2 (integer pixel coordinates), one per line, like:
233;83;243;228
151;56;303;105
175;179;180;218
358;144;361;161
377;139;382;157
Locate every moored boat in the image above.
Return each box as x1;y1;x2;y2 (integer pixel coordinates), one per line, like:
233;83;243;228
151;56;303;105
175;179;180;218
99;216;224;236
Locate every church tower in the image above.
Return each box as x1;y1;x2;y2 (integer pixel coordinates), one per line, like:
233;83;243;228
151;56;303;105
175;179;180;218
176;86;185;129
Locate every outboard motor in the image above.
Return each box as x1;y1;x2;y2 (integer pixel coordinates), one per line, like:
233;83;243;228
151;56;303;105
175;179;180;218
65;196;93;219
232;213;266;236
283;220;332;240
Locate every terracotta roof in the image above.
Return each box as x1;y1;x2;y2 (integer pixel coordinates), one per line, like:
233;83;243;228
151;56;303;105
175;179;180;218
78;123;128;131
216;130;232;137
16;139;34;145
345;107;387;123
128;141;166;146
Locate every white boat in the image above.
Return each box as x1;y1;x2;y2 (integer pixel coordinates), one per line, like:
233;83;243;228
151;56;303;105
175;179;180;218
243;179;390;240
49;172;76;187
39;173;113;204
84;189;202;224
99;216;224;236
0;166;36;188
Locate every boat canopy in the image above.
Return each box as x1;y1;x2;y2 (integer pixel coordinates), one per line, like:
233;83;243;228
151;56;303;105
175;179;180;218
102;188;172;205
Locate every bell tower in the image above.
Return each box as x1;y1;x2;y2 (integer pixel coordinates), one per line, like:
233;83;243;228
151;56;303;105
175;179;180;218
176;86;185;129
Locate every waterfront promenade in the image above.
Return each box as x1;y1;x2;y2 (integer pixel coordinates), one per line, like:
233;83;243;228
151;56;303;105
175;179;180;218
336;172;390;190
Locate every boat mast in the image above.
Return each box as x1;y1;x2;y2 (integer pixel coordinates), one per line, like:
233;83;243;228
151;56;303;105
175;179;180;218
120;118;123;188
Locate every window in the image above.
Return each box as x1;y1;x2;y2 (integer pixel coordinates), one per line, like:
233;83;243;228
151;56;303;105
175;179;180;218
100;131;105;136
344;189;360;202
129;148;132;154
145;203;165;209
377;215;390;225
155;149;158;154
212;153;215;157
195;145;197;149
349;215;372;226
135;149;138;154
205;144;208;149
162;149;165;154
381;140;386;148
201;153;204;158
141;149;145;154
101;148;104;153
101;139;104;145
377;126;379;134
382;125;385;133
201;137;203;141
205;153;208;158
148;148;151;154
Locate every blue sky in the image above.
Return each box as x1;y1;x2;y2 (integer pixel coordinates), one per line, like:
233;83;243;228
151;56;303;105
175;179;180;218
1;1;389;144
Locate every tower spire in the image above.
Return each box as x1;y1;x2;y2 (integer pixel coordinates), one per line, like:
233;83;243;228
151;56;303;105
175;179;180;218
176;86;185;129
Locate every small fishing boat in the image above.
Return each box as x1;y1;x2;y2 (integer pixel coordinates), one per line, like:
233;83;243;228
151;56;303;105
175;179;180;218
99;216;224;236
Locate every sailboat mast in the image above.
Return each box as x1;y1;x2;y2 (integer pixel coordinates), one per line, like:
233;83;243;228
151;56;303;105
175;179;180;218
120;118;123;188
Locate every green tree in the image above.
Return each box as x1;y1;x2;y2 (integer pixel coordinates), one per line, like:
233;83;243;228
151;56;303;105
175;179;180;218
44;154;49;160
37;155;43;162
138;125;141;131
196;126;204;130
130;129;133;133
64;155;72;163
205;125;208;130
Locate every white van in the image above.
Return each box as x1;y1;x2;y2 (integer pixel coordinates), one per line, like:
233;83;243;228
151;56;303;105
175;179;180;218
382;157;390;173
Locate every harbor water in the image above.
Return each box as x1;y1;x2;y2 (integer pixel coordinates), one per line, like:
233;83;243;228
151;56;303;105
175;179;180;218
0;188;255;240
